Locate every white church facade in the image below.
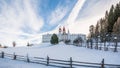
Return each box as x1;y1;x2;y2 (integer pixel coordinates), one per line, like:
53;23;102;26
42;27;86;45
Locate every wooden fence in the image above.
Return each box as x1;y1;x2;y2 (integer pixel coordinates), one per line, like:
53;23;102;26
0;51;120;68
86;43;120;52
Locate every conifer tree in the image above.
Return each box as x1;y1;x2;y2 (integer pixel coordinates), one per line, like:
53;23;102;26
107;5;114;33
50;34;59;45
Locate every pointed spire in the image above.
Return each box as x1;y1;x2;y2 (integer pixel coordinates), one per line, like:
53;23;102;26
59;26;62;35
63;26;66;34
59;27;61;33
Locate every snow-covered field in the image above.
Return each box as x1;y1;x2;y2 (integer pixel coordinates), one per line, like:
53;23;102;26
0;42;120;68
0;58;55;68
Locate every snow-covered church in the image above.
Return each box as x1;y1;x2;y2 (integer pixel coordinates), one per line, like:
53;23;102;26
42;27;86;44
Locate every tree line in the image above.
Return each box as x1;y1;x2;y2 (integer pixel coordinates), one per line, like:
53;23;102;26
88;2;120;42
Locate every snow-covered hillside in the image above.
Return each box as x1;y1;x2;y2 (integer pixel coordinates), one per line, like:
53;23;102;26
0;42;120;68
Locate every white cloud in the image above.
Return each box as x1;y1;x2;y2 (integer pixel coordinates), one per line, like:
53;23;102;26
65;0;120;35
51;0;120;36
23;0;44;32
76;0;120;35
78;0;120;20
0;0;44;46
49;5;68;25
68;16;100;34
1;0;120;46
48;0;86;34
0;0;44;32
66;0;86;25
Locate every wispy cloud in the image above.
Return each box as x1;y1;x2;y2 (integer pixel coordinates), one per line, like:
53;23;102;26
78;0;120;34
23;0;44;33
0;0;44;33
48;6;68;25
48;0;86;34
0;0;44;46
64;0;120;35
51;0;120;35
66;0;86;25
77;0;120;20
0;0;120;46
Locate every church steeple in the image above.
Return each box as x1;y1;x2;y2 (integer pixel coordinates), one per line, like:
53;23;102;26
63;26;66;34
59;27;62;34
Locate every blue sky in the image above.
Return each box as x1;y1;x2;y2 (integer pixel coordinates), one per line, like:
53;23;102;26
38;0;77;32
0;0;120;46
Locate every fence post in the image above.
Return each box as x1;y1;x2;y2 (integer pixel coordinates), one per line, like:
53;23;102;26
70;57;72;68
101;58;104;68
13;52;16;60
47;56;49;66
27;54;30;62
1;51;4;58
